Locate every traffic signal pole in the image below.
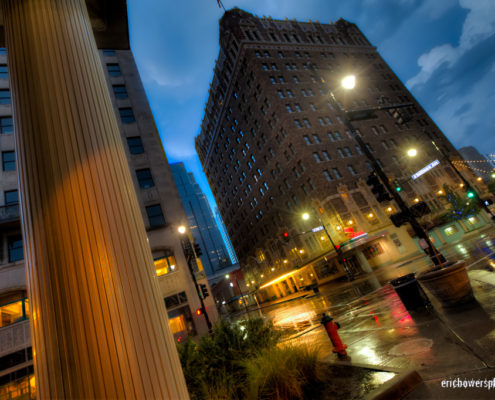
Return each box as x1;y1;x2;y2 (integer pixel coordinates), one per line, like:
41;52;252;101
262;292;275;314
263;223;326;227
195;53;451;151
329;92;446;266
181;237;212;331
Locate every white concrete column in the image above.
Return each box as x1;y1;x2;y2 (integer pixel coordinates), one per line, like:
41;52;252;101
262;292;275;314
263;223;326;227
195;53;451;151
356;251;373;273
2;0;189;398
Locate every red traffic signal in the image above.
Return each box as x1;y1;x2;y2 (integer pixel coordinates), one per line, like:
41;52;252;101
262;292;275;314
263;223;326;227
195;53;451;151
282;231;290;243
196;308;203;316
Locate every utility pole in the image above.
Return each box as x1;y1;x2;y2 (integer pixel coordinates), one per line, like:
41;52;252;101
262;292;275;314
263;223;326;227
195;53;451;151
328;92;446;266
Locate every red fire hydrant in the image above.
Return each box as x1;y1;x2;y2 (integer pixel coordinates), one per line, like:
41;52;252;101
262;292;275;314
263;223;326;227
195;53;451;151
321;313;347;356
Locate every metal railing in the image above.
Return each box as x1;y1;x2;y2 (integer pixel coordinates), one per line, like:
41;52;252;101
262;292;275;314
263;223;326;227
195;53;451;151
0;204;19;225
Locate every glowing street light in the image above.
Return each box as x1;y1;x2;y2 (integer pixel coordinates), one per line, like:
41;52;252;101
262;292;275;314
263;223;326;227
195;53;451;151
177;225;186;234
302;212;310;220
407;148;417;157
341;74;356;90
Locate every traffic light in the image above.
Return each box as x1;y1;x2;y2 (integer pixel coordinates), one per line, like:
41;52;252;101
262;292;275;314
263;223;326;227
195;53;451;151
282;231;290;243
195;308;203;316
366;173;392;203
390;211;409;227
466;187;476;199
199;283;209;299
393;179;402;192
193;242;203;257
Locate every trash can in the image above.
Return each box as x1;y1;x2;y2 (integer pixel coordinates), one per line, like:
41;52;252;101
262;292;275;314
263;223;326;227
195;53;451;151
390;273;430;311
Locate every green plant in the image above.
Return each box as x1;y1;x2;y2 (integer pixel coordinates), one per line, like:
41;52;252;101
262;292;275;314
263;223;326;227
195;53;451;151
243;345;322;400
177;317;281;400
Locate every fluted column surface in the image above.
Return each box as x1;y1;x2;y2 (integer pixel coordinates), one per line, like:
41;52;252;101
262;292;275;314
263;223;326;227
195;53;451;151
2;0;189;398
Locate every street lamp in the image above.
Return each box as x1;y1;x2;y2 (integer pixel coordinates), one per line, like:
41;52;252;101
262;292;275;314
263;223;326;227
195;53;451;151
407;148;417;157
335;75;446;265
301;210;354;280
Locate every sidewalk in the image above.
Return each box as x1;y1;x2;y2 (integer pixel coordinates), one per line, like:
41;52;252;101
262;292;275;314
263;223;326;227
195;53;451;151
291;266;495;399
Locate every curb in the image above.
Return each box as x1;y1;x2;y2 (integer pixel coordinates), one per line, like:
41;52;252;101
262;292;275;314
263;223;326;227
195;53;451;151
327;360;423;400
366;369;422;400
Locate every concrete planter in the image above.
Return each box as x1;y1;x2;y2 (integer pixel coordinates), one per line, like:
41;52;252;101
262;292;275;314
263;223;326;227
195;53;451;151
417;261;474;307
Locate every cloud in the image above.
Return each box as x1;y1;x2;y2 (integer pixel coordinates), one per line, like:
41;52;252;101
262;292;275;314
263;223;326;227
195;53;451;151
407;0;495;88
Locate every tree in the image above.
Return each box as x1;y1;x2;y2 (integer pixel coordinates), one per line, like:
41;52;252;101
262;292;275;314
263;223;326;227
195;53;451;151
439;184;480;222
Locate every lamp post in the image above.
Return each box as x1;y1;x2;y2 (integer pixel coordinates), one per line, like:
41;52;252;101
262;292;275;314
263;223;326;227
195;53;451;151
302;211;354;280
331;76;445;266
178;226;212;331
226;273;250;317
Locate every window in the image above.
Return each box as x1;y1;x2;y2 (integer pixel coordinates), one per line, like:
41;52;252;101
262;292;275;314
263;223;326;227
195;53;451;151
270;76;276;84
256;51;261;58
136;168;154;189
127;136;144;154
5;190;18;205
286;104;293;113
262;63;269;71
355;145;363;155
332;168;342;179
309;103;316;111
322;151;330;161
0;89;10;105
286;89;293;98
298;160;306;171
112;85;128;99
334;131;342;140
328;132;335;142
277;90;285;98
294;104;302;112
0;65;7;79
307;178;315;190
154;250;177;277
312;134;321;144
103;49;116;56
146;204;165;228
0;48;6;55
313;152;321;163
271;63;278;71
344;147;352;156
323;170;332;181
293;76;299;84
303;118;311;128
303;135;312;145
294;119;302;128
278;76;286;83
8;235;23;262
107;63;121;77
119;108;135;123
2;151;15;171
0;116;13;134
348;165;357;175
318;117;325;126
337;148;345;158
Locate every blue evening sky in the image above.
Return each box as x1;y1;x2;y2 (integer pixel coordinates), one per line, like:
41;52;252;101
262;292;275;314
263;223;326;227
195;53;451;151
127;0;495;217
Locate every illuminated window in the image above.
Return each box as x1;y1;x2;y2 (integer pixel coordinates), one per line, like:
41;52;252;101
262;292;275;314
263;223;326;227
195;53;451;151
154;250;176;276
0;297;29;328
444;226;458;236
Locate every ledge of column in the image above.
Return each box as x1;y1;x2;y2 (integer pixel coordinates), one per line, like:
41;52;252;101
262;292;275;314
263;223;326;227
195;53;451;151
0;0;129;49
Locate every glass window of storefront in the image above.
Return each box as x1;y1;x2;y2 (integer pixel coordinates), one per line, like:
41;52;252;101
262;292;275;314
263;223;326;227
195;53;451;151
0;298;29;328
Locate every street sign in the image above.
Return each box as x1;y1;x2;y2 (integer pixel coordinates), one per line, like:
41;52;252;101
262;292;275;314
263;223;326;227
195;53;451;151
411;160;440;180
312;226;324;233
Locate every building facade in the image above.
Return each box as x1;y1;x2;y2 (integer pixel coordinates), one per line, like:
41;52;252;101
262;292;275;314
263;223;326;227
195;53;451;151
195;9;489;298
170;162;231;275
0;47;218;394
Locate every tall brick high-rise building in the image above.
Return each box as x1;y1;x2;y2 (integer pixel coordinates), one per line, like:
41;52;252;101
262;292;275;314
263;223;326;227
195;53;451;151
195;8;486;297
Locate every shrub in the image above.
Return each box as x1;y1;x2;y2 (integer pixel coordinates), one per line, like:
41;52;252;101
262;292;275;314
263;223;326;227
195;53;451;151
243;345;322;400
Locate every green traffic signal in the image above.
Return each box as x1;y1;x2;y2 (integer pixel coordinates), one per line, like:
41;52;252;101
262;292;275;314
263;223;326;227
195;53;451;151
467;190;475;199
395;186;402;192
